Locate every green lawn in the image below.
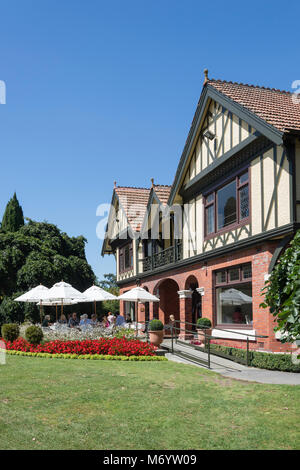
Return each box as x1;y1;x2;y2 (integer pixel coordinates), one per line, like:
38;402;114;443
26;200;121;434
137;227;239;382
0;355;299;450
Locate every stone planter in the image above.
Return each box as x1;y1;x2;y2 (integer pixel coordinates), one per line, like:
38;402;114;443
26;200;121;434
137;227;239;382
149;329;164;347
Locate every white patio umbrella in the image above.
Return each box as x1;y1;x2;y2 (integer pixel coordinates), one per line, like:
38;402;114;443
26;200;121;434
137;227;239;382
15;284;50;323
118;287;159;327
220;288;252;305
81;285;118;315
46;281;87;317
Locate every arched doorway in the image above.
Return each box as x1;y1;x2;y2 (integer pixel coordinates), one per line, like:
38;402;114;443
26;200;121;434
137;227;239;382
153;278;180;325
185;275;201;326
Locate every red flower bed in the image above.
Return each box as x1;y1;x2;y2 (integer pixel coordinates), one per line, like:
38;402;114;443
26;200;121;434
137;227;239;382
2;337;156;357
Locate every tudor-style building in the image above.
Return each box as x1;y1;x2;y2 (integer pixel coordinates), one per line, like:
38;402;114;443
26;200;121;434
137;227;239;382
102;73;300;352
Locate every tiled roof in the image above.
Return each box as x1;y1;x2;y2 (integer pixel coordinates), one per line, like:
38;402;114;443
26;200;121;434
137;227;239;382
114;184;171;232
153;185;172;205
114;186;150;232
207;79;300;133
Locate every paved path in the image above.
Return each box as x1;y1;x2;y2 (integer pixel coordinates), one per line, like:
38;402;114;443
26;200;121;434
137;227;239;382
162;340;300;385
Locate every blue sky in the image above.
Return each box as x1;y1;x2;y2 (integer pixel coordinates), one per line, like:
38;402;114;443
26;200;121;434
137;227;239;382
0;0;299;281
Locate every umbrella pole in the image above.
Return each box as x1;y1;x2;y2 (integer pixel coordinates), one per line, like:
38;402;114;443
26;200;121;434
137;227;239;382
136;300;138;337
94;300;96;316
56;304;58;322
61;300;63;317
39;300;42;324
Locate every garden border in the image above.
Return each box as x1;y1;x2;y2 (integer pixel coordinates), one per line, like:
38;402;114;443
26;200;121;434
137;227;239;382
1;349;168;361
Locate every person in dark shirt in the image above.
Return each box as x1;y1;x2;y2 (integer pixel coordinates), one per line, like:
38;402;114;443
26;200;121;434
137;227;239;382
68;312;79;328
42;315;51;327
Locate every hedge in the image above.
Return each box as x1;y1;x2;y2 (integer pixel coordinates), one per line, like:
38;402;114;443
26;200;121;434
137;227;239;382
208;343;300;372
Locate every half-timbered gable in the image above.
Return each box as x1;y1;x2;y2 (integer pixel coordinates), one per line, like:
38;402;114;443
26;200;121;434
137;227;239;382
170;78;300;260
102;185;150;282
137;183;173;274
182;99;257;186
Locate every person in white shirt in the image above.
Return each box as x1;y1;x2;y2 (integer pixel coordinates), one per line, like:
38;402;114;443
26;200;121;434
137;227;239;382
107;312;115;324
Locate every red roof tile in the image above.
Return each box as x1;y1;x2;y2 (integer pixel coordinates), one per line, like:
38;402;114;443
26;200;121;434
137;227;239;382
114;184;171;231
207;79;300;133
153;185;172;205
114;186;150;232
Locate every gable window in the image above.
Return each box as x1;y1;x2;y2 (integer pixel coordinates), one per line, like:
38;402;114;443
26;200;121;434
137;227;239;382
215;263;253;326
119;243;133;273
204;169;249;237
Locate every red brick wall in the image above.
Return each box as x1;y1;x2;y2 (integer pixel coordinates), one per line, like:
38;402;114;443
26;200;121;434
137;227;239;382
118;241;294;353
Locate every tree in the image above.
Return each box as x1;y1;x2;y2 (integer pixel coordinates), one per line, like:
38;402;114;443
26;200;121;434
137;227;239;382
261;230;300;343
98;273;118;294
97;273;120;316
1;193;24;232
0;217;96;325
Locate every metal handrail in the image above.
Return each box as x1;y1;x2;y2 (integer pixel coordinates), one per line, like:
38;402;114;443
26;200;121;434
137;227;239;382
170;319;269;367
173;319;268;339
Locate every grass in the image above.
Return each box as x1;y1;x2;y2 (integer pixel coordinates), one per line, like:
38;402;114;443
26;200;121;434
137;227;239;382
0;355;299;450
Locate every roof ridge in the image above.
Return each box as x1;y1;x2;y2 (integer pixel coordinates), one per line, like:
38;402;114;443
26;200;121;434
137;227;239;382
115;186;150;191
208;78;292;95
153;184;172;188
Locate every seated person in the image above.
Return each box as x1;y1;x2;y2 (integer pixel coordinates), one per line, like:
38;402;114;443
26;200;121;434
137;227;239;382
68;312;79;328
101;315;109;328
42;315;51;327
125;314;132;324
58;314;67;324
116;313;125;326
107;312;115;325
232;307;244;324
80;314;91;327
90;313;99;327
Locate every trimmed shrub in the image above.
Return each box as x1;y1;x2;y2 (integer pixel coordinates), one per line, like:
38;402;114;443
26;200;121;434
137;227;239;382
196;317;212;329
25;325;44;345
1;323;20;342
208;342;300;372
250;351;300;372
148;319;164;331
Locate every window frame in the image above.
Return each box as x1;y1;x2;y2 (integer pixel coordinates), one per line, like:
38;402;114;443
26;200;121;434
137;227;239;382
119;242;133;274
204;168;250;239
213;263;253;329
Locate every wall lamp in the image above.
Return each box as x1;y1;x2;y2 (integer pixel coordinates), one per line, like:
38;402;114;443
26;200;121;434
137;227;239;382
203;130;215;140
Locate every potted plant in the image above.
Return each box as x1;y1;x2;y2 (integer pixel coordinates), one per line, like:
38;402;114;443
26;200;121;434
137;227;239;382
148;319;164;347
196;317;212;344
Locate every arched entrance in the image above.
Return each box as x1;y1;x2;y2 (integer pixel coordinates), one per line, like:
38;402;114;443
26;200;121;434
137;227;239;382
185;275;201;326
153;278;180;325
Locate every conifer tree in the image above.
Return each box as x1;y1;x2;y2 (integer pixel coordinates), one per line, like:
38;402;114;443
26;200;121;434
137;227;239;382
1;193;24;232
